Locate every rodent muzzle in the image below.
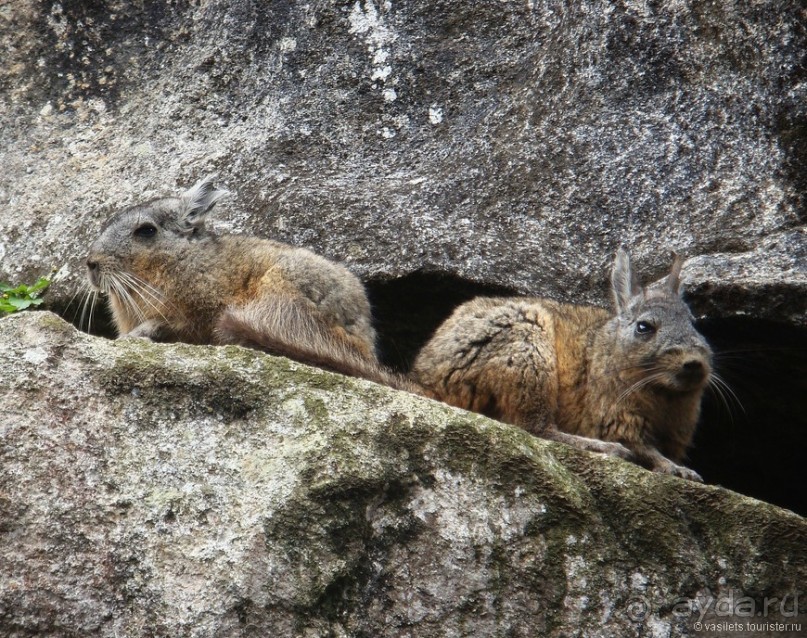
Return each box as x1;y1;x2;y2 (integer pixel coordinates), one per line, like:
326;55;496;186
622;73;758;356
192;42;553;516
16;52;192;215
671;356;711;390
680;358;709;380
85;258;101;289
657;344;712;391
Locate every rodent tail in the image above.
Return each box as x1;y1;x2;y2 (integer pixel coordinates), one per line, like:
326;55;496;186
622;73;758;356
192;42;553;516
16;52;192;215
216;298;425;395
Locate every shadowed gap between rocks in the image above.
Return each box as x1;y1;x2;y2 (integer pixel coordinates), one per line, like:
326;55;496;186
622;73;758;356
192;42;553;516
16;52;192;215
52;270;807;517
365;270;517;372
691;318;807;518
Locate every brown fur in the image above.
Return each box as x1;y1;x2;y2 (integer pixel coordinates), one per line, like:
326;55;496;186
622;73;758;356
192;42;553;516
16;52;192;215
216;298;421;392
412;250;712;481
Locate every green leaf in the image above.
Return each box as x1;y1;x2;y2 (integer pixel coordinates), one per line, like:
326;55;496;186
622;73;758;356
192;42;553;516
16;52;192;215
9;297;34;310
1;283;27;295
27;277;51;296
0;275;51;314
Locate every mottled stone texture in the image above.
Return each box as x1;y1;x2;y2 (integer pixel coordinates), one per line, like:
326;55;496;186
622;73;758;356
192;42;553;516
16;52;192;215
1;2;806;631
0;312;805;637
0;0;804;325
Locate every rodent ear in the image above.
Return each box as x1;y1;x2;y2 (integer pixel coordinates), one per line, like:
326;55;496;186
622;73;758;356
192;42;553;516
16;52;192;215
666;251;684;295
611;247;641;314
179;174;229;227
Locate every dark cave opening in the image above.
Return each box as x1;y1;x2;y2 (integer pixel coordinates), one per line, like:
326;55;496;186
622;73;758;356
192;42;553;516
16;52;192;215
365;270;516;371
691;318;807;517
367;273;807;517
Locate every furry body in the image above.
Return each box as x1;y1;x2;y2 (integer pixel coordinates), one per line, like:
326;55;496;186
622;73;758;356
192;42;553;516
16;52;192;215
412;251;711;480
102;233;376;357
86;175;412;389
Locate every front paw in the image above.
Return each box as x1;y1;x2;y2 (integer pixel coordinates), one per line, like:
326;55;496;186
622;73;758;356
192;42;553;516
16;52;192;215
586;439;635;461
551;431;636;461
655;460;703;482
118;330;153;341
118;330;154;341
118;319;164;341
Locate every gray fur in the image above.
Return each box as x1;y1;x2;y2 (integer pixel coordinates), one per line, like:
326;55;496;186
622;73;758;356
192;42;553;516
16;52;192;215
84;176;402;386
611;247;641;314
178;174;229;227
665;251;684;294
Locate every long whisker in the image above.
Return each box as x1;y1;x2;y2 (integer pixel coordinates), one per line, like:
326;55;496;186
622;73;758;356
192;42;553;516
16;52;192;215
109;275;145;323
708;372;745;418
615;371;668;405
114;275;142;321
116;271;165;308
127;274;168;306
602;361;664;376
712;373;744;413
65;281;87;325
79;287;93;333
77;287;89;332
705;376;733;423
713;345;807;357
88;289;99;336
89;268;182;337
117;271;156;299
118;273;168;319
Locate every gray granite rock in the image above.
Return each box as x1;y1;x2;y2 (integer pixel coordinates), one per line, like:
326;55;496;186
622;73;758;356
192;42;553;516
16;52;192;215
0;311;804;637
2;6;805;632
0;0;804;325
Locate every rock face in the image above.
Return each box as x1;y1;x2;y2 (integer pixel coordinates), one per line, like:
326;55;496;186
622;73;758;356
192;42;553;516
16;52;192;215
0;0;804;325
1;311;805;637
1;1;806;631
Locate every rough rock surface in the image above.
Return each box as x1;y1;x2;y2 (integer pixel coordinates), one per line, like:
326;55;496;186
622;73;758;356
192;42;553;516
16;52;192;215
0;0;805;326
1;311;805;637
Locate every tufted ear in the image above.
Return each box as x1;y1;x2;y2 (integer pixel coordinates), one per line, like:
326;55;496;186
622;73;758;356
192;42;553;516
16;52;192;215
611;247;641;314
665;251;684;295
178;174;229;228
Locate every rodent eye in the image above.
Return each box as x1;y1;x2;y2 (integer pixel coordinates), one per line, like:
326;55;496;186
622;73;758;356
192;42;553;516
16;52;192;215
636;320;657;335
134;223;157;238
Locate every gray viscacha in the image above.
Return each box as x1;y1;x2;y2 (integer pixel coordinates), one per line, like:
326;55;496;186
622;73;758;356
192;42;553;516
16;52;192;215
85;174;413;389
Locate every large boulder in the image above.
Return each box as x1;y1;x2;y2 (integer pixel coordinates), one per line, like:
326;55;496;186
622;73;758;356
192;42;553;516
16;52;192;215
0;311;804;636
0;0;804;325
1;0;805;626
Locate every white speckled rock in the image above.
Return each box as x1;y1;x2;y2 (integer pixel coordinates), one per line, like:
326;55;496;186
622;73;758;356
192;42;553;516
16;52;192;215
0;311;804;637
0;0;804;325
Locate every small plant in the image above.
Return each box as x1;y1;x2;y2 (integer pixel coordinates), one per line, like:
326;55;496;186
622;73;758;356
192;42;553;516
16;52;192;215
0;277;51;315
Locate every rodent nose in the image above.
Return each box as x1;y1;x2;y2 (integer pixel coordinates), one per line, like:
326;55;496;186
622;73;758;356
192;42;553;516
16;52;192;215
680;359;709;384
682;359;704;373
